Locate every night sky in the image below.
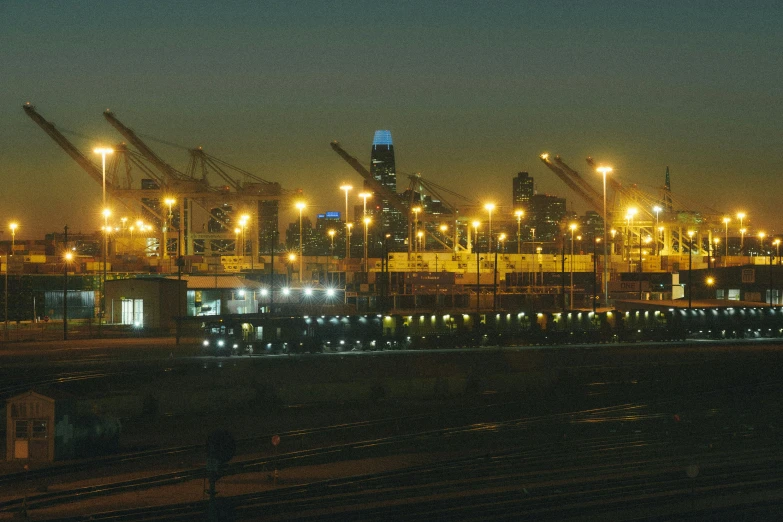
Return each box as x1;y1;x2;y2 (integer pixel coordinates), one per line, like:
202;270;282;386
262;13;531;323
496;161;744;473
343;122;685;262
2;1;782;239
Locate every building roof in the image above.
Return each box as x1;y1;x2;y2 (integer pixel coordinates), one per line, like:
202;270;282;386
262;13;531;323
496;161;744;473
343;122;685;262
166;274;264;290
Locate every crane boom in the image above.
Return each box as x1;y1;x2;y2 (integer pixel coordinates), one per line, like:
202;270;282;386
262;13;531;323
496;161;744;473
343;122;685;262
23;103;112;190
539;154;603;213
330;141;410;215
552;156;604;203
103;110;208;194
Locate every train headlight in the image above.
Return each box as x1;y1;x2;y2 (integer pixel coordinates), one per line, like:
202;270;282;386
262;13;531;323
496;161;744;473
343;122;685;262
217;340;225;347
203;340;209;347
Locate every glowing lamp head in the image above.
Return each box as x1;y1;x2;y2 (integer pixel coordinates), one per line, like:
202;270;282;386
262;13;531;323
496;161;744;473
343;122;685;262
569;223;578;232
484;203;495;212
288;253;296;261
514;209;524;219
737;212;746;220
596;165;612;175
363;217;371;225
102;208;111;218
328;229;336;237
653;205;662;213
93;147;114;155
472;220;480;230
340;184;353;192
295;201;306;211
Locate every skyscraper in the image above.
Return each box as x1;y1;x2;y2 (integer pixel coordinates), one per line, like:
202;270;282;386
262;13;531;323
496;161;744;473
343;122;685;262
369;130;405;250
527;194;567;242
512;172;534;208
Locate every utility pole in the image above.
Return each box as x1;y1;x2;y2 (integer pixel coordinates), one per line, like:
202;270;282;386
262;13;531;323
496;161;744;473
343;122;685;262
63;225;68;341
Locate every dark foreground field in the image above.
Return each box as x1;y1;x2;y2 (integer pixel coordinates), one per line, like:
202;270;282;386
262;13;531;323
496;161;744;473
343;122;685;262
1;339;782;520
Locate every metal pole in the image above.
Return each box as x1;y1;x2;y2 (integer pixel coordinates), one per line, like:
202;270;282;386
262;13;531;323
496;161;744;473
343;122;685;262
299;209;303;283
639;230;643;300
561;234;566;312
570;230;574;309
4;252;8;341
602;172;609;307
592;236;597;313
64;225;68;341
493;249;498;313
176;221;182;346
688;235;693;309
476;249;480;314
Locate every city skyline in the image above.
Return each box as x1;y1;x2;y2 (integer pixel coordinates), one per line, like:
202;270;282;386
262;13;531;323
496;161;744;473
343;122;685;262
2;2;782;238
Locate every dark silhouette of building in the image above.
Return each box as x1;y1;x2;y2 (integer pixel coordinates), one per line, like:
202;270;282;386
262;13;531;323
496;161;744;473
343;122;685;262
512;172;534;208
527;194;567;242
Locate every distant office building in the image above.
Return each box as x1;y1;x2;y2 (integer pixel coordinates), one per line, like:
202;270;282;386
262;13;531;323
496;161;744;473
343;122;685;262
309;211;342;255
580;210;605;238
285;216;313;252
512;172;534;208
258;200;279;253
527;194;567;242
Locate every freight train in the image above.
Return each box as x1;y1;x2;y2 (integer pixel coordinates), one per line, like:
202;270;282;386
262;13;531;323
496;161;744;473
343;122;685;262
200;306;783;355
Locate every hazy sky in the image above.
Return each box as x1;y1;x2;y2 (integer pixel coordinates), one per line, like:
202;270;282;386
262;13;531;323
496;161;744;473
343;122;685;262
2;1;782;239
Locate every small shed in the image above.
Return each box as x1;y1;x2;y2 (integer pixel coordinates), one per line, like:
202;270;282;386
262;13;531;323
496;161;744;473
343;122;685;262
6;390;74;462
105;277;187;329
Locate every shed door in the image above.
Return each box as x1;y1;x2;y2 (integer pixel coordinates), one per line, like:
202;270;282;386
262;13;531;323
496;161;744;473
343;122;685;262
121;299;144;326
14;419;49;460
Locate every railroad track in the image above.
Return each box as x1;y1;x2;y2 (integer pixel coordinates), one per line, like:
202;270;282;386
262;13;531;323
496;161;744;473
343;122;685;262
0;402;656;514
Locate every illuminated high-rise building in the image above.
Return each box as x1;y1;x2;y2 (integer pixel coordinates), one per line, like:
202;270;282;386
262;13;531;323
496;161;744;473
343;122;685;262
368;130;405;251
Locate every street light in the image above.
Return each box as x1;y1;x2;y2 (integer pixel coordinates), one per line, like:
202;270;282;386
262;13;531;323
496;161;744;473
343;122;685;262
363;216;371;273
484;203;495;253
688;230;695;308
340;184;352;258
93;147;113;210
358;192;372;217
498;233;507;252
652;205;661;256
346;223;353;259
164;198;176;260
514;210;524;254
569;223;577;309
412;206;422;253
472;220;481;312
596;165;612;307
417;230;424;252
296;201;306;283
9;223;17;255
239;214;249;257
723;217;731;257
328;229;336;284
737;212;746;252
758;231;767;261
101;208;111;335
63;250;73;340
775;239;781;265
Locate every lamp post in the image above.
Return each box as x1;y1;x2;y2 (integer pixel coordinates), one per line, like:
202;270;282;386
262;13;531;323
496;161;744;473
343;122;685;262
94;147;113;209
239;214;249;257
737;212;746;252
473;221;480;312
569;223;577;309
340;184;352;258
296;202;306;283
758;231;766;262
412;206;421;253
514;210;524;254
346;223;353;259
9;223;17;256
723;217;730;257
688;231;695;309
484;203;495;253
740;228;747;255
416;230;424;252
164;198;175;260
328;229;336;284
653;205;661;256
101;208;111;335
774;239;781;265
596;165;612;307
593;237;601;312
363;216;371;273
713;238;720;268
64;246;72;340
234;227;241;255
